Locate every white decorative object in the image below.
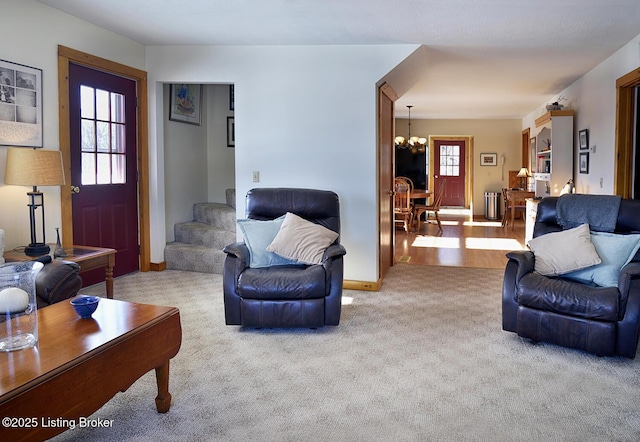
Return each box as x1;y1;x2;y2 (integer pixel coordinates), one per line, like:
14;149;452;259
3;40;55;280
0;287;29;313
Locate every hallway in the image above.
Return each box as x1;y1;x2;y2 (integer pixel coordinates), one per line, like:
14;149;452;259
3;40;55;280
394;209;528;270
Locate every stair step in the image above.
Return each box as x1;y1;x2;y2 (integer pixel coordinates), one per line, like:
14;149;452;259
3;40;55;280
174;222;236;249
193;203;236;231
226;188;236;209
164;242;226;274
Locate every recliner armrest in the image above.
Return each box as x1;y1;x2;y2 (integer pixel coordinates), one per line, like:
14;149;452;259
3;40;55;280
618;262;640;313
223;242;250;266
322;243;346;262
505;250;535;283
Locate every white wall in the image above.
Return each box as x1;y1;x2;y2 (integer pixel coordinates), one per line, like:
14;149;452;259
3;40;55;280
146;45;418;282
0;0;145;251
206;84;235;204
522;33;640;195
396;118;522;215
163;84;209;241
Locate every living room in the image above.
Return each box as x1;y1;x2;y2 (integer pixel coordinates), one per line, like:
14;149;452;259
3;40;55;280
2;1;640;440
3;1;640;288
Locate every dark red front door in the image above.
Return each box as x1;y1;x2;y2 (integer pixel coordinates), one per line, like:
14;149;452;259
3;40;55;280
434;140;466;207
69;63;139;284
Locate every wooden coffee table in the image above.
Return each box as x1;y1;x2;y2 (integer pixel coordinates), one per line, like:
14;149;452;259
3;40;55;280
0;298;182;441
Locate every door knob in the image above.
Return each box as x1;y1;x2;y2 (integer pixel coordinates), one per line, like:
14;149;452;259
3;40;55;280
71;185;80;194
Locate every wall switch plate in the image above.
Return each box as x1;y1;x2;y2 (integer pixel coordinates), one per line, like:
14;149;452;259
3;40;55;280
252;171;260;182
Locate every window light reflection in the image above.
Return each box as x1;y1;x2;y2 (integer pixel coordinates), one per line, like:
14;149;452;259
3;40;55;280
411;236;460;249
465;237;524;251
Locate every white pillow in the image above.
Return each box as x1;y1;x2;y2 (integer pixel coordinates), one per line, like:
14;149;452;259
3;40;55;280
527;224;601;276
266;212;339;265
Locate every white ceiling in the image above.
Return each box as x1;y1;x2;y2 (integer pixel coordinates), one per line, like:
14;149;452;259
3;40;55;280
37;0;640;119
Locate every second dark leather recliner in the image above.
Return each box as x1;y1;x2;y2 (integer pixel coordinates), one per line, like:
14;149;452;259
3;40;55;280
223;188;346;328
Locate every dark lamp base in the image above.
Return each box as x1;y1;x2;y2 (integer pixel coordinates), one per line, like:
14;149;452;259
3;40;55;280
25;243;51;257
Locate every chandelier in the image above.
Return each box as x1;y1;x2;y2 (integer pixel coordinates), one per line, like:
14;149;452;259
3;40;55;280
394;105;427;153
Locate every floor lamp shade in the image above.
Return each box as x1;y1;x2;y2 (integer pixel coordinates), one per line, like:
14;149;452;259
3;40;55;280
4;148;66;256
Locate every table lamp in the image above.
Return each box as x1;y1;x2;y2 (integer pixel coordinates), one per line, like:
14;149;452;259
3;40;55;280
516;167;531;190
4;147;66;256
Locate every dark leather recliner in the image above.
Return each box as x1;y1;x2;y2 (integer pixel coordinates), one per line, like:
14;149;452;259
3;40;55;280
503;196;640;358
223;188;346;328
35;258;82;309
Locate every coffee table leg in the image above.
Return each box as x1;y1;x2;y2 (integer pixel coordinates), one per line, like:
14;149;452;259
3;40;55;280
105;266;114;299
155;360;172;413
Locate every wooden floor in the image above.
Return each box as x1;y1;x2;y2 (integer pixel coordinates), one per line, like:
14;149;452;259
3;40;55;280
394;208;528;270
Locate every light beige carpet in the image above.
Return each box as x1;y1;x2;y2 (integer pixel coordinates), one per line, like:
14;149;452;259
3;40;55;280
52;265;640;441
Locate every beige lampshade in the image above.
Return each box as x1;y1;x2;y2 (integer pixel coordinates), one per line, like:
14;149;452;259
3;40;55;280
4;147;66;186
516;167;531;178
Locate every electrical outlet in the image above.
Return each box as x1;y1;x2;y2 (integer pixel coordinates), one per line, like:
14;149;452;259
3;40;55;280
252;171;260;182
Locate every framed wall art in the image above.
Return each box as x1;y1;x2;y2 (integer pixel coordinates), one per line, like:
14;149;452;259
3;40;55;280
480;152;497;166
229;84;234;111
0;59;42;147
227;116;235;147
579;152;589;174
579;129;589;150
169;84;202;125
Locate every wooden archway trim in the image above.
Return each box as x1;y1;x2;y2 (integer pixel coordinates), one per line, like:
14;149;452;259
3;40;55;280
615;66;640;198
57;45;151;271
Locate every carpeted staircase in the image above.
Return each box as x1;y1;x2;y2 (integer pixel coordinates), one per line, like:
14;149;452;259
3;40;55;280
164;189;237;274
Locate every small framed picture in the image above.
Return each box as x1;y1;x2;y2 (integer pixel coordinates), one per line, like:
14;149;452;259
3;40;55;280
480;152;497;166
169;84;202;125
579;129;589;150
229;84;234;111
579;152;589;174
227;116;235;147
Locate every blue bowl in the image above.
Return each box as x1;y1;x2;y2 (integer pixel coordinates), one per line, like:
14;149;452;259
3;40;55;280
70;296;100;319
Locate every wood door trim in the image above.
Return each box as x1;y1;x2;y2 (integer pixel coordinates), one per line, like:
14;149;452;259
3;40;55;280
615;66;640;198
429;136;473;209
57;45;151;272
378;82;396;279
522;128;530;169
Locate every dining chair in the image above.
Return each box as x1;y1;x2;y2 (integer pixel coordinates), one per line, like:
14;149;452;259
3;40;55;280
394;177;413;233
502;188;531;230
414;179;446;233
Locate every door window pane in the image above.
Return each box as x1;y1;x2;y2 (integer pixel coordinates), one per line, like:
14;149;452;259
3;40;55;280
96;153;110;184
80;86;94;119
81;153;96;185
80;85;128;185
96;89;110;121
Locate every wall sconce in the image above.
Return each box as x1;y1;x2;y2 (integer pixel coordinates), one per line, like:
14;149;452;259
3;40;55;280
4;147;66;256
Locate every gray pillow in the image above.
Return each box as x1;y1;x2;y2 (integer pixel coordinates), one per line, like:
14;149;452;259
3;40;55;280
528;223;601;276
267;212;338;265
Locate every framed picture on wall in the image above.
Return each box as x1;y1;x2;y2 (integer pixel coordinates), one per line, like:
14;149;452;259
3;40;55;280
0;59;43;147
579;152;589;174
579;129;589;150
169;84;202;125
480;152;497;166
227;116;235;147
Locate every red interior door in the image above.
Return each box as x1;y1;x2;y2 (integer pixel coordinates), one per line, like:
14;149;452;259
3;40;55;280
68;63;139;285
434;140;466;206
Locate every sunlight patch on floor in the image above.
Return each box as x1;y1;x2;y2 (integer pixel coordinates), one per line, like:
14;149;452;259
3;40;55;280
463;220;502;227
411;236;461;249
465;237;526;251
